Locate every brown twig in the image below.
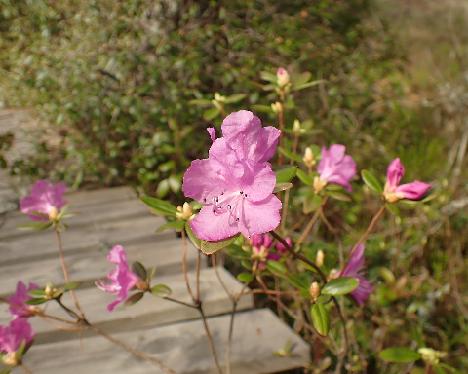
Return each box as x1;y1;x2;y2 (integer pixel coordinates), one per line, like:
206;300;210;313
350;205;385;253
180;229;195;300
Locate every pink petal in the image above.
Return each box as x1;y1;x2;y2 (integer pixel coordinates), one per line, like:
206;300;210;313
350;276;373;305
207;127;216;142
341;243;365;277
396;181;431;200
190;205;240;242
238;195;282;239
386;158;405;191
241;163;276;201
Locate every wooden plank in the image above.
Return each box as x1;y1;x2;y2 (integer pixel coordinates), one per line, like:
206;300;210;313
15;309;309;374
1;268;253;345
0;237;199;297
0;215;168;266
0;197;151;240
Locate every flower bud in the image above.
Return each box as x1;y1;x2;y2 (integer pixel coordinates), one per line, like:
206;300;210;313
135;280;149;292
176;202;193;221
213;92;226;103
277;67;290;87
271;101;283;114
313;176;327;194
292;119;301;135
303;147;316;169
48;206;59;221
44;283;54;299
309;281;320;301
418;347;446;366
328;269;339;280
316;249;325;267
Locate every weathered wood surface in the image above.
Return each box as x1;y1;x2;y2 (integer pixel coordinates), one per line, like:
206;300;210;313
18;309;309;374
0;183;309;373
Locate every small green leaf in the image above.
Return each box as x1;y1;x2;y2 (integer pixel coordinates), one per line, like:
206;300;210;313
200;236;238;255
327;191;352;202
29;289;46;297
379;347;421;363
132;262;147;280
125;292;144;306
203;107;220;121
151;284;172;297
322;277;359;296
310;302;330;336
18;221;53;231
361;170;383;193
185;222;201;248
303;194;322;214
386;203;400;216
266;261;288;275
296;169;313;185
189;98;211;107
237;273;254;283
63;281;80;291
140;196;177;216
26;298;49;305
224;93;247;103
273;182;293;193
276;166;297;183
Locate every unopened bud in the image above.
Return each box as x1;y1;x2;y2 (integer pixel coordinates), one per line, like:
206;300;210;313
309;281;320;301
313;176;327;193
271;101;283;114
44;283;55;299
48;206;59;221
316;249;325;267
2;352;19;367
214;92;226;103
418;348;447;366
277;67;290;87
302;147;315;169
328;269;339;280
292;119;301;134
135;280;149;292
176;202;193;221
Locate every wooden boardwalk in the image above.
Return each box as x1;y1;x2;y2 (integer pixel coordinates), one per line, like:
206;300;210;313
0;112;309;373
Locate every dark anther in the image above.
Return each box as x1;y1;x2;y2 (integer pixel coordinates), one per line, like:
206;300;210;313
227;205;231;209
236;218;240;222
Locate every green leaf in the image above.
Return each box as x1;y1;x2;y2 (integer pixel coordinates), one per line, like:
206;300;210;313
361;170;383;193
132;261;147;280
385;203;400;216
150;284;172;297
237;273;254;283
273;182;293;193
327;191;352;202
292;71;311;87
251;104;272;113
310;302;330;336
276;166;297;183
266;261;288;275
140;195;177;216
379;347;421;363
296;169;313;185
200;236;238;255
125;292;144;306
303;194;322;214
156;179;170;198
188;98;211;107
18;221;53;231
260;70;277;83
322;277;359;296
185;222;201;248
26;298;49;305
63;281;80;291
203;107;220;121
224;93;246;103
29;289;46;297
293;80;324;91
157;220;185;233
279;147;302;163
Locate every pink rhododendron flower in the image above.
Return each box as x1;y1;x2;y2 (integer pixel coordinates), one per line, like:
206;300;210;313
7;282;40;318
96;245;139;312
276;67;290;87
183;111;282;242
339;244;372;306
315;144;357;192
0;318;34;355
383;158;431;203
20;180;66;221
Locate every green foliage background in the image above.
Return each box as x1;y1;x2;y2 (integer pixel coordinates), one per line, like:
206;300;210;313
0;0;466;372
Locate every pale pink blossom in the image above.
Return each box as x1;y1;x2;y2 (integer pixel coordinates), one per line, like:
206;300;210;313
183;111;282;242
276;67;290;87
20;180;66;221
339;244;372;306
316;144;357;192
96;245;139;312
0;318;34;355
7;282;39;318
383;158;431;203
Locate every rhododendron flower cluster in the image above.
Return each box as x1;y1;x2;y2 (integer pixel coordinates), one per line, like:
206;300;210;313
315;144;357;193
183;110;282;241
383;158;431;203
0;319;34;365
8;282;39;318
20;180;66;221
96;245;139;312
